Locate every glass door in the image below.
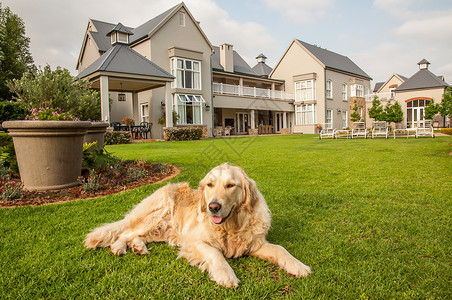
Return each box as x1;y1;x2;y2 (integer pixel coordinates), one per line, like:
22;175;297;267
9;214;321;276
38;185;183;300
236;112;249;134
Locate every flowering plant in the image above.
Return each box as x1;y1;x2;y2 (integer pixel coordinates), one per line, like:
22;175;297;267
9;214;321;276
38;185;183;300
25;107;78;121
316;124;322;130
122;117;134;126
1;180;23;201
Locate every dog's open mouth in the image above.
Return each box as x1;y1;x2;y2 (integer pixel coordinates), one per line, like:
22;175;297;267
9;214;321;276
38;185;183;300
211;206;234;225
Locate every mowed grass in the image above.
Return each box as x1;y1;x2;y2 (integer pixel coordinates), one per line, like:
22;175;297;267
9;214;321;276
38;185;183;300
0;134;451;299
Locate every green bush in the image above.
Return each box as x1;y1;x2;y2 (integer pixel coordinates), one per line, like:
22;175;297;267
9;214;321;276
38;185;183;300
104;131;132;145
0;133;12;147
0;101;28;124
440;128;452;135
164;128;203;141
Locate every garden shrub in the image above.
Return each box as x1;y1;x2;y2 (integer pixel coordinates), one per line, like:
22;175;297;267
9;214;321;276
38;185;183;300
104;131;132;145
164;128;203;141
0;101;28;124
440;128;452;135
0;133;12;147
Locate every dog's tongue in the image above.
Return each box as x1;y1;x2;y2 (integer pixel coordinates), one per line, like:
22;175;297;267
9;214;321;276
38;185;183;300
212;216;223;224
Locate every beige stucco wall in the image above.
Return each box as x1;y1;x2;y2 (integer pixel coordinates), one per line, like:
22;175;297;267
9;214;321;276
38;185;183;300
130;6;213;138
378;75;404;93
77;34;102;73
109;92;133;123
395;87;446;126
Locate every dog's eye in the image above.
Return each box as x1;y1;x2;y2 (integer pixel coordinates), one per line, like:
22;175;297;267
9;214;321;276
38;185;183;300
226;183;235;188
207;182;214;188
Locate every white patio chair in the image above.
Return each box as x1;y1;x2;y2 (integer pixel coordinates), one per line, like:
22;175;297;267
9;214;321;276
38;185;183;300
319;124;335;139
372;121;389;138
416;120;434;138
351;122;367;139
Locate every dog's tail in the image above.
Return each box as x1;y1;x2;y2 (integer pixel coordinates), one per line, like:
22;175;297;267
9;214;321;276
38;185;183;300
84;219;127;249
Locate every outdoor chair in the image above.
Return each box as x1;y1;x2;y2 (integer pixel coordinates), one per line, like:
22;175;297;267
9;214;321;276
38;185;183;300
371;121;389;138
111;122;121;131
224;126;232;136
351;122;367;139
139;122;152;139
319;124;335;139
415;120;434;138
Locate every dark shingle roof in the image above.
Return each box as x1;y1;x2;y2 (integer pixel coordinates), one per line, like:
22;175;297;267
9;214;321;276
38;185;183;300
89;20;118;53
396;68;449;91
373;82;384;92
77;44;173;79
252;62;272;77
129;4;178;44
212;46;257;76
297;40;372;80
107;22;133;36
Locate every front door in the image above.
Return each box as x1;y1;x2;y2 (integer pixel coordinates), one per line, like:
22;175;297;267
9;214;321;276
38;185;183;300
236;112;249;134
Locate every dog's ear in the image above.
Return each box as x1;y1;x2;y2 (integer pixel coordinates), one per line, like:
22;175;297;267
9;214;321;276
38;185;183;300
240;168;260;213
198;175;208;213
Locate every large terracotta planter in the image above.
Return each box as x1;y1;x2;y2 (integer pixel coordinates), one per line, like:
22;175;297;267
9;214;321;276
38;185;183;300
2;120;92;191
84;122;108;151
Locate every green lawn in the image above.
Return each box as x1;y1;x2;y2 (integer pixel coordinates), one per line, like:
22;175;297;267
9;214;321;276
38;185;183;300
1;135;451;299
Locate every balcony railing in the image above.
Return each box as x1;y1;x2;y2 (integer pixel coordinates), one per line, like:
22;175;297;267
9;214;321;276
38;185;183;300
365;92;394;102
213;82;294;100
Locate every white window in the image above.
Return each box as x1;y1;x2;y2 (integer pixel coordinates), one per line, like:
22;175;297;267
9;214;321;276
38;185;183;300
350;84;364;97
174;94;205;125
341;111;348;129
117;32;128;43
358;107;363;119
179;12;185;27
342;83;347;101
295;80;315;101
140;104;149;123
326;80;332;99
295;104;316;125
326;109;333;129
171;58;201;90
390;87;396;99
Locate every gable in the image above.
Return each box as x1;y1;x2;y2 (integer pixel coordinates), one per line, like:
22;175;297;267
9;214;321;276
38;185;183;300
377;73;406;93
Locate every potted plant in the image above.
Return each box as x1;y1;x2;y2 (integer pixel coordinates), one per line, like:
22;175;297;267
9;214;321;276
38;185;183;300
84;121;109;151
2;107;92;191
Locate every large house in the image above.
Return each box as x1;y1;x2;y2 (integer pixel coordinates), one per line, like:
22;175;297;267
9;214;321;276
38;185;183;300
76;2;372;138
270;39;372;134
367;59;450;128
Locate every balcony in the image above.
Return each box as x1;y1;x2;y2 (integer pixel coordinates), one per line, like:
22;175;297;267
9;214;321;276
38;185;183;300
213;82;294;100
365;92;394;102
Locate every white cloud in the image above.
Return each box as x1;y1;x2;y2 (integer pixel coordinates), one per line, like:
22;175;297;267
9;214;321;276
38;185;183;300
261;0;335;24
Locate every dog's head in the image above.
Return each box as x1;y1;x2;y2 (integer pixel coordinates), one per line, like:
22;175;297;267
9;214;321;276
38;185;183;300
199;163;260;225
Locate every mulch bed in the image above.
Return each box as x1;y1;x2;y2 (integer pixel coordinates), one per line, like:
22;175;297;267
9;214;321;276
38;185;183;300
0;162;179;208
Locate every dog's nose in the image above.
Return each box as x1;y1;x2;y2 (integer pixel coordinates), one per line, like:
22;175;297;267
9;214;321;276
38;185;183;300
208;202;222;213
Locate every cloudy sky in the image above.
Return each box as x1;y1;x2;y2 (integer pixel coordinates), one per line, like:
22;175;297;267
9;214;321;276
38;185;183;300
3;0;452;85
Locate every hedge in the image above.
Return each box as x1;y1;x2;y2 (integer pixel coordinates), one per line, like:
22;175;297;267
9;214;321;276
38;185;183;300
0;101;28;123
0;133;12;147
440;128;452;135
104;131;132;145
164;128;203;141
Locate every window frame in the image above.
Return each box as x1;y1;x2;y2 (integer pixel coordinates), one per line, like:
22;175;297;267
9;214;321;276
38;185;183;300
326;109;333;128
171;57;202;90
326;80;333;99
295;79;316;101
295;103;317;125
174;94;205;125
140;103;149;123
342;83;347;101
179;12;186;27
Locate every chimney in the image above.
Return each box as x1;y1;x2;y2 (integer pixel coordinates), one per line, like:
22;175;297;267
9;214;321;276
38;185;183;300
418;58;430;70
256;53;267;63
220;43;234;72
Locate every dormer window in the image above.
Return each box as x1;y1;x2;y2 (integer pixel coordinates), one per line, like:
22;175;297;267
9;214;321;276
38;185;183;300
179;12;186;27
107;22;133;46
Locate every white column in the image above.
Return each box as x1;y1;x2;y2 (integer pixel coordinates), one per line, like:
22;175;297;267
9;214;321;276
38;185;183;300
251;110;255;130
239;78;243;96
132;92;139;123
283;112;287;128
100;76;110;123
165;82;173;127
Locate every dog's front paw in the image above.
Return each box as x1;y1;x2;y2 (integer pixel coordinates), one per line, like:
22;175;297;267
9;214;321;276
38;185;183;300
286;260;312;278
211;268;240;288
110;240;127;256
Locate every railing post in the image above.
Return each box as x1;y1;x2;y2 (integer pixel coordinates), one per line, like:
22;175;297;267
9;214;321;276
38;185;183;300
220;83;223;94
254;87;256;98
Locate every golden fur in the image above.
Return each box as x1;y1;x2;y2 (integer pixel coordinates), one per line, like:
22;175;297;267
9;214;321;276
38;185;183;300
84;163;311;287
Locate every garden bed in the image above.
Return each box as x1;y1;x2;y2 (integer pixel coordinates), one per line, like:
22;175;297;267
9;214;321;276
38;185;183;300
0;161;178;207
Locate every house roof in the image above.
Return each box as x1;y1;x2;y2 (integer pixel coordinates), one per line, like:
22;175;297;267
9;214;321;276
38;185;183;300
296;39;372;80
373;82;384;92
107;22;134;36
77;44;174;79
252;62;273;77
396;68;449;91
211;46;257;76
374;73;408;93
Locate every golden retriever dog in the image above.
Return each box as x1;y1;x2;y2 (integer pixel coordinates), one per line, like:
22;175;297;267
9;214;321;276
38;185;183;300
84;163;311;287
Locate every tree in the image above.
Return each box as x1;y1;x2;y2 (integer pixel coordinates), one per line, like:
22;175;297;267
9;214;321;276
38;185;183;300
424;100;439;120
8;65;101;120
384;101;403;125
350;100;361;122
439;87;452;121
368;96;384;121
0;4;33;101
